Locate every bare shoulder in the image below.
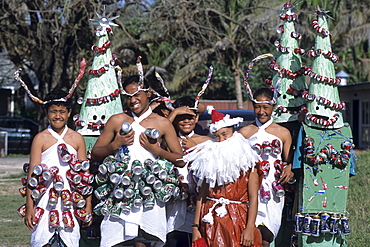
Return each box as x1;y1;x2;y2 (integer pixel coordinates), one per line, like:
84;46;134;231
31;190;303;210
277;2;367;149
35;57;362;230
269;123;291;140
107;113;133;126
193;134;211;143
239;123;258;138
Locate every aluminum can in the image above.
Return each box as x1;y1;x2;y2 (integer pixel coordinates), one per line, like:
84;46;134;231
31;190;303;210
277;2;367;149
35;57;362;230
302;215;312;235
23;163;30;173
33;163;48;176
110;201;123;218
94;184;112;200
340;216;350;235
162;175;180;185
62;210;75;229
131;160;144;175
28;176;39;188
113;186;125;199
294;213;304;233
19;186;27;197
152;179;163;191
251;143;262;155
54;175;64;191
66;169;82;184
109;173;121;184
33;206;45;225
144;128;160;139
121;172;132;186
141;169;156;184
157;169;168;180
61;190;73;208
74;208;92;222
320;213;330;233
81;160;90;171
121;198;132;213
71;191;86;208
329;215;339;234
95;173;108;185
143;192;155;209
120;122;133;135
132;190;143;208
48;188;59;206
100;197;114;216
291;234;298;247
31;184;47;200
108;162;128;173
272;180;285;197
42;169;52;181
155;183;175;203
155;159;174;174
260;185;271;203
49;166;59;177
69;158;82;172
138;180;152;196
260;160;270;177
16;204;27;218
80;172;94;184
123;182;136;199
311;215;321;237
262;141;272;155
70;182;93;196
98;163;109;175
58;143;72;163
49;209;60;229
93;200;106;216
144;159;161;174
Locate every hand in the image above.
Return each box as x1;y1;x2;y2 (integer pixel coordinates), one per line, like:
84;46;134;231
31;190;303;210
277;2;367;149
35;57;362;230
240;227;254;247
181;136;197;149
192;227;202;244
24;207;35;231
81;203;93;228
114;130;135;148
278;164;294;184
139;132;160;154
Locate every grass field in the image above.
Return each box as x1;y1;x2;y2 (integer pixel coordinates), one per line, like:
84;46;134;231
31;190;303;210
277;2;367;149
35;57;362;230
0;151;369;246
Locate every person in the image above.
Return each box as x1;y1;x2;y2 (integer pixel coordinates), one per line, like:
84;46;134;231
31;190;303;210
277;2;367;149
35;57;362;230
24;87;92;247
91;75;184;247
183;107;262;247
164;96;211;247
239;87;294;247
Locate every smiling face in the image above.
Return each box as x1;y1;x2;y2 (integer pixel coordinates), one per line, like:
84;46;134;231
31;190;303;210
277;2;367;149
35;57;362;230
253;95;275;124
124;83;150;116
173;113;198;135
213;126;234;142
46;104;71;132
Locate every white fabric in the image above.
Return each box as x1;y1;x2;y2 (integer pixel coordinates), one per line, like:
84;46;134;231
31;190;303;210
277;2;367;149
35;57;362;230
30;126;80;247
183;132;259;189
208;114;243;134
100;108;167;247
250;118;284;239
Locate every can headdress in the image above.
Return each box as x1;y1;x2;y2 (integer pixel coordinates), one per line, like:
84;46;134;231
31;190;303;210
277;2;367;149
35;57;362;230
14;59;86;104
120;56;150;96
243;53;281;105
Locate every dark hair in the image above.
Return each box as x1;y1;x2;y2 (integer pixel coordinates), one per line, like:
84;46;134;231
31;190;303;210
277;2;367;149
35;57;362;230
253;87;274;102
172;96;196;109
122;75;149;90
44;87;71;111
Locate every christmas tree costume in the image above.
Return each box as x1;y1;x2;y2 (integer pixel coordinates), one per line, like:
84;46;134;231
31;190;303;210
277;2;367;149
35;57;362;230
30;126;80;247
248;118;285;239
183;132;262;247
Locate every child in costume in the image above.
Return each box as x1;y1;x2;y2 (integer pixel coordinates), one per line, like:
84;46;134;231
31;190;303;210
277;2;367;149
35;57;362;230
165;96;211;247
91;75;184;247
239;88;294;247
24;88;92;247
184;107;262;247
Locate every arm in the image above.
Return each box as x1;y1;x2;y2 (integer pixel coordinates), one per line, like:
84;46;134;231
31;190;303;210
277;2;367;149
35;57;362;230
91;115;134;162
25;134;43;231
192;182;208;243
167;106;196;123
278;127;294;184
240;169;259;246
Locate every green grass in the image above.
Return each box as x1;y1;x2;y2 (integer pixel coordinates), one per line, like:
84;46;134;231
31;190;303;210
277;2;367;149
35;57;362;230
0;151;369;246
347;150;370;246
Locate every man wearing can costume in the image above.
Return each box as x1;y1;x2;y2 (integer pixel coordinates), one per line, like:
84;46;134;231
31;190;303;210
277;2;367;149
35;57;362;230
182;106;262;247
24;88;92;247
91;75;184;247
165;96;211;247
239;88;294;247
